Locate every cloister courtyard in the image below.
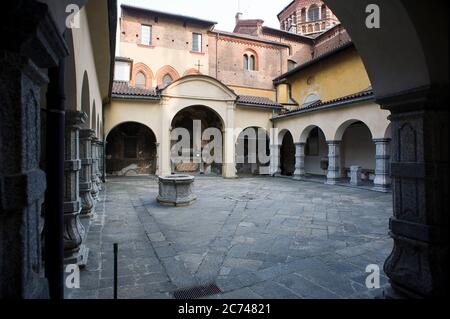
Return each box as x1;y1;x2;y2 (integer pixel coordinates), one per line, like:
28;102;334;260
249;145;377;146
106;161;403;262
66;176;393;299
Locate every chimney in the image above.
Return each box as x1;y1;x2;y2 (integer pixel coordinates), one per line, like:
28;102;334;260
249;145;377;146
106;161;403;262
235;12;242;25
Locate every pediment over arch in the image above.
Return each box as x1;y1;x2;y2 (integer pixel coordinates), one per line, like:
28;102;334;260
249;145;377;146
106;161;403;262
161;75;237;101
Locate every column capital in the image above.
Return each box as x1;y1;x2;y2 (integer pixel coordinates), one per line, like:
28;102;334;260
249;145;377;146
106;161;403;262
79;129;96;139
326;140;341;145
294;142;306;147
66;110;87;128
373;138;391;143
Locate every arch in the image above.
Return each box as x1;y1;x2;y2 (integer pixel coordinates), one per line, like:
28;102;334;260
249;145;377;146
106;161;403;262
170;105;224;175
91;101;97;132
303;92;320;104
97;115;100;138
243;48;259;71
280;130;295;176
131;62;154;89
81;71;90;128
299;124;327;143
156;65;180;88
384;122;393;139
235;127;270;176
183;68;201;76
321;4;328;19
323;0;444;97
340;121;376;182
334;119;374;141
64;29;77;111
162;74;174;87
105;122;158;176
301;125;329;176
308;4;320;22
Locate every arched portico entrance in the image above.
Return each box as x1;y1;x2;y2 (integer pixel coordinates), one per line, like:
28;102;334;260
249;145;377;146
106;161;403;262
280;130;295;176
170;105;224;175
105;122;157;176
235;127;270;176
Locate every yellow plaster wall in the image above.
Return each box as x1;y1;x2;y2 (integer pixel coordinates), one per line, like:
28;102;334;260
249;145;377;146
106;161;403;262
287;47;371;104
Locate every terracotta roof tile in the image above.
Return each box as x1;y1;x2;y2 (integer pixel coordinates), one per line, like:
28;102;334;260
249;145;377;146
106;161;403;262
112;81;160;99
237;95;283;109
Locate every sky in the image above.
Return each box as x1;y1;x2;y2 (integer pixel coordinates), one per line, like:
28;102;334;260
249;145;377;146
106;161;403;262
117;0;294;32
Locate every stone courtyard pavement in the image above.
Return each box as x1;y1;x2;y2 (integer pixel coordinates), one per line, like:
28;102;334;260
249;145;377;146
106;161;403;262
66;176;393;299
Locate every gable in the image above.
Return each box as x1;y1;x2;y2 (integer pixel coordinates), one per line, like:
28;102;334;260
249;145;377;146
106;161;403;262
161;75;237;101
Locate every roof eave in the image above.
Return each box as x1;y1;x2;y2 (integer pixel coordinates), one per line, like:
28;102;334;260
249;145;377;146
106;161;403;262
272;94;374;121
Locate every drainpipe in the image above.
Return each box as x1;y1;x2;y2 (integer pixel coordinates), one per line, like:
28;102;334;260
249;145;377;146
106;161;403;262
45;58;66;299
216;32;219;79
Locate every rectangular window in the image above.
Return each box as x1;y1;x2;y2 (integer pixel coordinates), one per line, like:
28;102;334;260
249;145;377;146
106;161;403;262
141;25;152;45
192;33;202;52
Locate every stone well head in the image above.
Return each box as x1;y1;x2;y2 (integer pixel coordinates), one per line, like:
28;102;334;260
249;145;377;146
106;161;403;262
156;174;197;207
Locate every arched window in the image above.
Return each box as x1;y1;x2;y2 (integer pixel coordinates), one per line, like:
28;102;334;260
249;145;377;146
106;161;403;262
163;73;173;86
303;93;321;104
321;5;328;19
243;54;249;70
308;4;320;22
301;8;306;23
135;71;146;88
249;55;255;71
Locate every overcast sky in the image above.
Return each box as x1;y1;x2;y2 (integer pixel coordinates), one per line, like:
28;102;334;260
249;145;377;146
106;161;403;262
117;0;293;31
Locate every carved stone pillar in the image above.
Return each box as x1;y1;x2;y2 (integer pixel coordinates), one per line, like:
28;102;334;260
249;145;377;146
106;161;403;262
92;138;102;191
0;52;49;299
90;135;99;201
326;141;341;185
97;140;105;183
64;111;88;266
381;87;449;298
79;129;95;217
373;138;391;192
0;0;69;298
270;144;281;176
293;142;306;179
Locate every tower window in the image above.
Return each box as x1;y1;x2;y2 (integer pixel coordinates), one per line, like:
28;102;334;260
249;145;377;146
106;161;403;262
135;72;146;88
243;52;257;71
192;33;202;52
308;5;320;22
141;25;152;45
163;73;173;86
243;54;249;70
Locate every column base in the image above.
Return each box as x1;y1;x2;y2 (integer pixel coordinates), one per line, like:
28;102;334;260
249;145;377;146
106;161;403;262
325;179;340;185
64;244;89;269
372;184;391;193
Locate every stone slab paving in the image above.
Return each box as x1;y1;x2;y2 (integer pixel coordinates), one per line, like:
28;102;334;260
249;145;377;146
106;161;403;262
66;176;393;299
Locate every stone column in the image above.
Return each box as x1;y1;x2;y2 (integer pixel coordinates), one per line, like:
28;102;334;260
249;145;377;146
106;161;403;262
326;141;341;185
380;87;449;298
223;102;237;178
79;129;95;218
155;142;160;175
90;135;99;201
64;111;88;266
270;144;281;176
97;140;105;183
373;138;391;192
93;138;102;191
293;142;306;179
0;1;69;298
